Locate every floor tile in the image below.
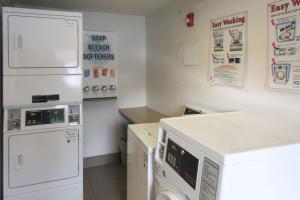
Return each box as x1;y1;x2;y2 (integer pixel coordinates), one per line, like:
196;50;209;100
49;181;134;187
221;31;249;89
84;163;126;200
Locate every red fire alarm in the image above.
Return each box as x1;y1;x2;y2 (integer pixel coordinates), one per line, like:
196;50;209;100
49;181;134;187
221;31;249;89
186;12;194;27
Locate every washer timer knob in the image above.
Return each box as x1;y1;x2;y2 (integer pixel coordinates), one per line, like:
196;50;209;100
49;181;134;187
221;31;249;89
181;150;185;156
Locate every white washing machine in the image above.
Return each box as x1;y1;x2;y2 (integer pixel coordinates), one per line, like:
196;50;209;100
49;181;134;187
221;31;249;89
127;123;159;200
154;112;300;200
127;105;216;200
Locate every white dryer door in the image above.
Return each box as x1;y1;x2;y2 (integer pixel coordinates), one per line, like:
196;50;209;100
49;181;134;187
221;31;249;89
156;191;180;200
8;15;79;68
8;130;79;188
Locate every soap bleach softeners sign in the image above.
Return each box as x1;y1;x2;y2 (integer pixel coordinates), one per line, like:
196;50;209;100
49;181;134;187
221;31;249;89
83;31;118;99
268;0;300;91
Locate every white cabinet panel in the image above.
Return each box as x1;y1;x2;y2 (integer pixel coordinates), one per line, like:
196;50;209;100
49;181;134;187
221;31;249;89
8;130;79;188
3;75;83;107
127;132;149;200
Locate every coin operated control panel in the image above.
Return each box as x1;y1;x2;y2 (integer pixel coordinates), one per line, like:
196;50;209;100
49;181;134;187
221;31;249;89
155;127;220;200
7;109;21;131
5;105;81;131
25;109;64;126
165;139;199;189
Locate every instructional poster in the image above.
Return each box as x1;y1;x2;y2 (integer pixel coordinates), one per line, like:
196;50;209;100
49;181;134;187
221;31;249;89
83;31;118;99
209;12;247;88
268;0;300;91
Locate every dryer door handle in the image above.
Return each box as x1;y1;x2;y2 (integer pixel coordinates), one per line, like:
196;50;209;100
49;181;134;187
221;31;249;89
14;34;24;50
15;153;24;169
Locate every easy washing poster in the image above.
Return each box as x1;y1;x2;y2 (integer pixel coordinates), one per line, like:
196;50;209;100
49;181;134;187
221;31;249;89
268;0;300;91
209;12;247;88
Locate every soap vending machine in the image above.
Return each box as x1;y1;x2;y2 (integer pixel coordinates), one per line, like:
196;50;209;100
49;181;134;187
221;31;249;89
82;31;118;99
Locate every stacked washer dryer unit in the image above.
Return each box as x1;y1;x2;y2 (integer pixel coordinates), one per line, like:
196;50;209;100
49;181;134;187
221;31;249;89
2;7;83;200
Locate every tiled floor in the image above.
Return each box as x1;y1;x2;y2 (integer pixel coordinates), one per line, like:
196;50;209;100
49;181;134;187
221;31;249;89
84;163;127;200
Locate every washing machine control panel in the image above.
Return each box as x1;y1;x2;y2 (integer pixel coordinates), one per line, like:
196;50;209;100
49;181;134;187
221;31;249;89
166;139;199;189
156;120;222;200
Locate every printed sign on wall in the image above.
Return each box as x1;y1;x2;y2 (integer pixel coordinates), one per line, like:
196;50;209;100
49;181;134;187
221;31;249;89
209;12;247;88
268;0;300;91
83;31;118;99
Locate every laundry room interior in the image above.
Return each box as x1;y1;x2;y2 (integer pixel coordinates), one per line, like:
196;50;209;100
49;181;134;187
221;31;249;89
1;0;300;200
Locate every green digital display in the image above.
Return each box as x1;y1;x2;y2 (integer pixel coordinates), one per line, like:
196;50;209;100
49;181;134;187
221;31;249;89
26;109;64;126
171;144;178;151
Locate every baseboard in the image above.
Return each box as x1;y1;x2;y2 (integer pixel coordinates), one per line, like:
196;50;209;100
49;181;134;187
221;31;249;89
83;153;121;168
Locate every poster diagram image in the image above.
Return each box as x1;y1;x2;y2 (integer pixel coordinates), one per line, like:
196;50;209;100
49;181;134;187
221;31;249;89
213;31;224;52
292;66;300;87
272;64;290;85
212;54;225;64
274;46;297;56
227;53;241;64
276;21;297;43
229;29;243;51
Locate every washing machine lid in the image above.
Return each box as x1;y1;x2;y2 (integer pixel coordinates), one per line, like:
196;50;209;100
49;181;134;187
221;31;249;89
160;111;300;164
128;123;159;153
156;191;180;200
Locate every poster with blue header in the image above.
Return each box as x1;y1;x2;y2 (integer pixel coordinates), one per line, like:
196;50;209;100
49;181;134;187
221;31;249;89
268;0;300;91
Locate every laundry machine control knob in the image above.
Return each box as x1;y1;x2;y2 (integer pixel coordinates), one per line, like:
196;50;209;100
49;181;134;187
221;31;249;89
181;150;185;155
8;119;20;130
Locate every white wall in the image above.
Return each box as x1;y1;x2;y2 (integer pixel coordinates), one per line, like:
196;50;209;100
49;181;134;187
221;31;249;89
146;0;300;122
83;11;146;158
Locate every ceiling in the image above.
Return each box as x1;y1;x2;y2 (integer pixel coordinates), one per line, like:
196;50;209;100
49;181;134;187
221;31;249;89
6;0;173;16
